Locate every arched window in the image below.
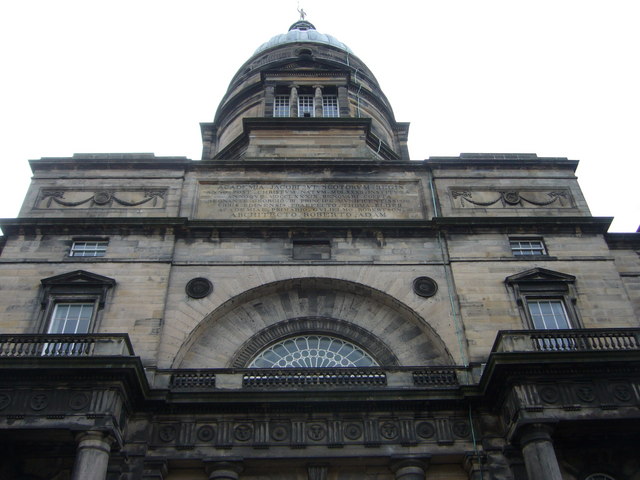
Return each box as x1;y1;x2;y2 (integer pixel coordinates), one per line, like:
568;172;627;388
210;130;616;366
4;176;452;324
248;335;378;368
585;474;617;480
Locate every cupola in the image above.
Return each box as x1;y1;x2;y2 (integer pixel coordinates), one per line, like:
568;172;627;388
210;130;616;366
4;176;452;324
200;17;410;161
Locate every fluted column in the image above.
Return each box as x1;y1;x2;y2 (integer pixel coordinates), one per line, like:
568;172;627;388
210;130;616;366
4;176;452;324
519;423;562;480
390;459;429;480
71;431;113;480
205;461;244;480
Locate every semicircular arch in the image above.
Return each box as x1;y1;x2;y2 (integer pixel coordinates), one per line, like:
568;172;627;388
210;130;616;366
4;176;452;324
172;277;453;369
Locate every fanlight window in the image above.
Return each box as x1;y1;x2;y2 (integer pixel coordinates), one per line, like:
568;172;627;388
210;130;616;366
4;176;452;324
248;335;378;368
585;475;616;480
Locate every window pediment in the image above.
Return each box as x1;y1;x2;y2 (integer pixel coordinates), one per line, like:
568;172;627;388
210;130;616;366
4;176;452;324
41;270;115;308
505;267;575;285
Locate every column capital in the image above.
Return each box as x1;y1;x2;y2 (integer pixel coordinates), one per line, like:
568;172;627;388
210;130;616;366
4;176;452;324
390;457;430;480
74;430;114;452
205;460;244;480
518;423;556;447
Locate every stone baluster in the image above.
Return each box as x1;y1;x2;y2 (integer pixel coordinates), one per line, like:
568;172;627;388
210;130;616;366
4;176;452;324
205;461;244;480
390;458;429;480
71;431;114;480
519;423;562;480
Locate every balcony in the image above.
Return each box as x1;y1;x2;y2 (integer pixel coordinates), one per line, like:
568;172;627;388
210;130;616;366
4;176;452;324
167;366;466;391
492;328;640;353
0;334;134;357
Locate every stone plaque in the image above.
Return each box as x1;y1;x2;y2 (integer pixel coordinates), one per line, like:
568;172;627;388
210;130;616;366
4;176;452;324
196;181;425;220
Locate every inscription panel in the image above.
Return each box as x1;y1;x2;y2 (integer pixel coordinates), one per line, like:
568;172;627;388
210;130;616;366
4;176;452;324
196;181;425;220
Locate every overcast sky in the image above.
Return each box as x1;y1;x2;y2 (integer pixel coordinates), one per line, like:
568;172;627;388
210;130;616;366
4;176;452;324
1;0;638;232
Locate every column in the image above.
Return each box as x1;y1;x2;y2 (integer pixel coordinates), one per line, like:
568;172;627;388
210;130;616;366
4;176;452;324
313;85;323;117
289;85;299;117
205;461;244;480
519;423;562;480
390;459;429;480
337;85;349;117
264;83;275;117
71;431;113;480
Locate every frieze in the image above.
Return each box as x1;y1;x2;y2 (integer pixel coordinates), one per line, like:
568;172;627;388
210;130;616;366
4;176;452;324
34;189;167;210
450;189;574;209
501;380;640;428
149;415;471;449
0;388;123;419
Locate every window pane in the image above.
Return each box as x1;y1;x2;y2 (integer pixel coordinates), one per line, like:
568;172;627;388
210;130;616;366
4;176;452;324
298;95;314;117
248;335;378;368
527;300;570;329
510;240;545;256
274;96;290;117
49;303;94;334
70;241;108;257
322;95;339;117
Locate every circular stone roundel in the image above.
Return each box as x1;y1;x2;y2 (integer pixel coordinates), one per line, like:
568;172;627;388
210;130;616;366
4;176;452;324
186;277;213;299
413;277;438;298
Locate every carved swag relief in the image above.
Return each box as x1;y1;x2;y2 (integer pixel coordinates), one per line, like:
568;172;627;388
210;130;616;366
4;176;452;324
35;189;167;209
451;189;573;209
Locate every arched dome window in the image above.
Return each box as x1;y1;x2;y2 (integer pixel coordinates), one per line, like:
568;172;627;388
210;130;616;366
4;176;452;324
585;474;617;480
248;335;378;368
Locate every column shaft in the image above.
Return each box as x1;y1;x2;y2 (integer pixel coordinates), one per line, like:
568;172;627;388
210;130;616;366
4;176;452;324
519;424;562;480
71;431;113;480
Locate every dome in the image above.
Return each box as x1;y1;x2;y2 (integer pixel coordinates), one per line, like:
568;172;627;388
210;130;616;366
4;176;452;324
254;19;354;55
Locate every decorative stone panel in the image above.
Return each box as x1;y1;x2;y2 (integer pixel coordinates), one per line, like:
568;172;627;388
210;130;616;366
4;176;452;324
34;189;167;210
450;189;574;209
149;415;472;449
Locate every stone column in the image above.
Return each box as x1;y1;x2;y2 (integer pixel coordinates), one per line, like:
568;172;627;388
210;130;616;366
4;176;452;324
519;423;562;480
289;85;299;117
71;431;113;480
205;461;244;480
390;459;429;480
337;85;349;117
313;85;323;117
264;83;275;117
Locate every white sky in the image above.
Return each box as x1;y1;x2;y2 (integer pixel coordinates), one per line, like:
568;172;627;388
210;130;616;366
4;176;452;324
0;0;638;232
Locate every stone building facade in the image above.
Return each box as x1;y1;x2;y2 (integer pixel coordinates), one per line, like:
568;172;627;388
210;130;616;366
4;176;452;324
0;18;639;480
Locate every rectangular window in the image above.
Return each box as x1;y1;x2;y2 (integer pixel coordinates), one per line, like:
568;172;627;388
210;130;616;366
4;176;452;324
527;300;571;329
298;95;314;117
70;241;108;257
48;303;94;334
322;95;339;117
274;96;290;117
510;239;546;256
44;302;95;355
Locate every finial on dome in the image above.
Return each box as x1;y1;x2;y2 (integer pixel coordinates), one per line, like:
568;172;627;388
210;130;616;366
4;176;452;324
289;4;315;31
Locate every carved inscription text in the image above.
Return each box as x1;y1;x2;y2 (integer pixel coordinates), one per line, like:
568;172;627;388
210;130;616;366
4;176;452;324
196;182;425;220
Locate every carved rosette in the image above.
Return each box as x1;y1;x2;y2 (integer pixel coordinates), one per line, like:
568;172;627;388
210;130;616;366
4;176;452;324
151;416;472;449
